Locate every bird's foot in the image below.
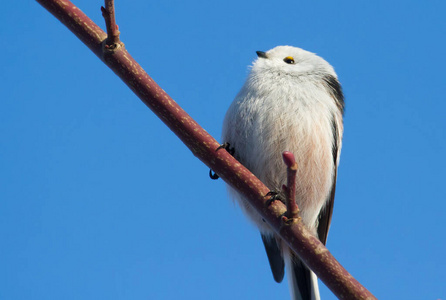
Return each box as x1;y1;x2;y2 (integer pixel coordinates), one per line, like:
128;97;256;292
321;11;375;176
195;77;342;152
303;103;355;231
209;142;236;180
265;190;285;206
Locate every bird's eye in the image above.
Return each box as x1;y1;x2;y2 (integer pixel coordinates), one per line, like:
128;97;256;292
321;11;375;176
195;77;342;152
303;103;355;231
283;56;295;64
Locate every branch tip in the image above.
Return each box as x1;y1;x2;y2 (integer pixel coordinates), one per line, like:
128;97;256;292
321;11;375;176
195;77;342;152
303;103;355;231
283;151;299;218
102;0;121;46
282;151;296;168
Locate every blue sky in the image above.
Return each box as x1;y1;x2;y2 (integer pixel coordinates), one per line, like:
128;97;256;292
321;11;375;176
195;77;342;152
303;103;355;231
1;1;445;299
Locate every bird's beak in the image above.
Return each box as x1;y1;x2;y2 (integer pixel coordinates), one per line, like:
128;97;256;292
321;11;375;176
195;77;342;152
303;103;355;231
256;51;268;59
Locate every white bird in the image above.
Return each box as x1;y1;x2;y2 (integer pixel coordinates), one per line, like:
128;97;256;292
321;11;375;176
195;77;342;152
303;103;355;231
222;46;344;300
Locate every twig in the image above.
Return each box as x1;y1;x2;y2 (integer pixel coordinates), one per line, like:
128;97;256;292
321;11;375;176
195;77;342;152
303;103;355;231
35;1;377;299
101;0;120;47
282;151;299;219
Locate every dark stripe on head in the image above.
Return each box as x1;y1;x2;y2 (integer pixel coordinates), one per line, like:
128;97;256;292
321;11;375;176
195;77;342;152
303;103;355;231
323;75;345;115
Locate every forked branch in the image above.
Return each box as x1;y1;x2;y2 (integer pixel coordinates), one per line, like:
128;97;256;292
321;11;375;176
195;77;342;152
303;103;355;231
101;0;120;47
282;151;300;220
35;1;376;299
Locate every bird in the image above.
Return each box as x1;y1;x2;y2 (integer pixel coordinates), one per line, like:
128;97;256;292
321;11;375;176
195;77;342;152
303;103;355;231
221;45;344;300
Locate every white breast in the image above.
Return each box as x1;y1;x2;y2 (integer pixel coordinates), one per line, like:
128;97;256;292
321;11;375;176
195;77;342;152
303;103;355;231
222;75;339;234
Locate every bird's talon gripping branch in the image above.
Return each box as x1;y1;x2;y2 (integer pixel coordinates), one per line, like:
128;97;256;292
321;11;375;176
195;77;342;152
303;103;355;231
216;142;235;155
209;143;236;180
265;190;278;197
265;190;285;206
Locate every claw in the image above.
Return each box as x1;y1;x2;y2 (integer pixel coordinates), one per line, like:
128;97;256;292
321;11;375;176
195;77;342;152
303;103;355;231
210;143;235;180
216;142;235;156
209;169;220;180
265;190;285;206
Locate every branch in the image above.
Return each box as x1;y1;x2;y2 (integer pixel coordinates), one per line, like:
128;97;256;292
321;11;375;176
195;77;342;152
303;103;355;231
101;0;120;46
35;1;376;299
282;151;299;219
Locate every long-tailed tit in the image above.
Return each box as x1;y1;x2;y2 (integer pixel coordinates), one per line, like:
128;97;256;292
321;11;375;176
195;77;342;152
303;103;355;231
222;46;344;300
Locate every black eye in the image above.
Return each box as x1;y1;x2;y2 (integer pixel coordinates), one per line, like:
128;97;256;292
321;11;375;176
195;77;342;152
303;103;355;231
283;56;295;64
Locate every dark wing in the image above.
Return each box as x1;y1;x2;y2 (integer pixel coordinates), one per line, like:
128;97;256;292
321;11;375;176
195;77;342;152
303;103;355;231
318;75;344;245
317;116;340;245
317;170;337;245
260;234;285;283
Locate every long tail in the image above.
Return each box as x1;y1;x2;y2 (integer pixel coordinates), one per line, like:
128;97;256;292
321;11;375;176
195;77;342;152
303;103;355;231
284;248;320;300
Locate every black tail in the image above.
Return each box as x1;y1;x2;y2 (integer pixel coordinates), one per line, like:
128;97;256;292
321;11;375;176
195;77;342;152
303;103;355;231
287;251;320;300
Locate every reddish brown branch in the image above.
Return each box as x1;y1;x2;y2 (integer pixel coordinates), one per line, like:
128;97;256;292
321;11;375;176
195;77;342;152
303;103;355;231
282;151;299;219
101;0;120;46
35;1;376;299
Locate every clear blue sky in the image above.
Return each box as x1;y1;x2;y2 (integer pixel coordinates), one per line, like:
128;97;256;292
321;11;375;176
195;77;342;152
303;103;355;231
1;1;445;299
